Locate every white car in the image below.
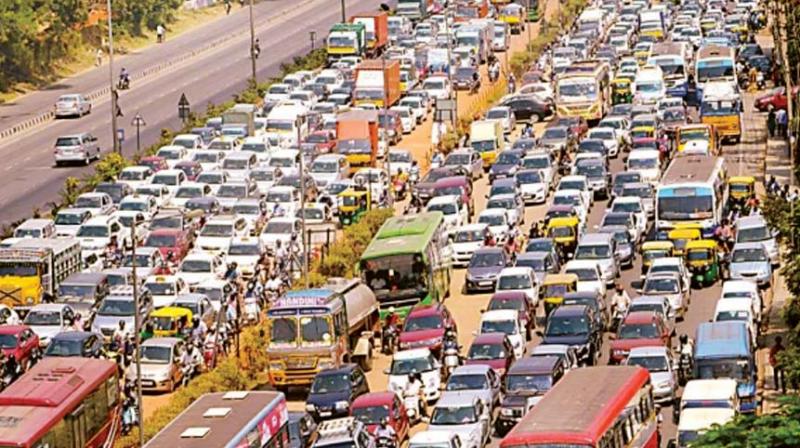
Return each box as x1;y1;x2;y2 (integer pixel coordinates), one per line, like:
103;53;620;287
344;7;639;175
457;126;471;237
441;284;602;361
398;97;427;124
386;348;442;402
176;252;225;287
426;195;468;232
171;182;213;209
264;186;301;218
720;280;763;322
485;194;524;226
648;258;691;295
495;267;539;308
74;192;115;216
521;152;556;187
477;209;511;243
609;197;647;237
118;195;159;221
23;303;74;347
386;149;414;177
427;393;491;448
516;169;549;204
586;127;621;158
626;149;661;185
353;168;389;205
625;346;678;403
260;217;301;253
226;236;264;277
518;82;554;102
117;166;154;190
143;275;188;309
390;105;416;133
195;216;250;254
135;184;173;208
150;169;187;195
75;215;124;257
564;260;606;297
191;150;226;172
422;75;452;100
557;175;592;208
477;310;525;359
155;145;188;169
714;298;759;343
264;83;294;103
485;107;516;134
552;190;588;227
451;224;489;267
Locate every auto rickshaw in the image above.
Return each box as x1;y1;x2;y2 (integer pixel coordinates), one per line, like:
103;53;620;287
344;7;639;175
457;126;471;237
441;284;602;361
668;226;702;257
151;307;194;339
677;124;717;154
546;217;580;259
641;240;675;275
612;78;633;104
542;273;579;316
685;239;722;287
338;188;371;227
499;3;526;33
728;176;756;211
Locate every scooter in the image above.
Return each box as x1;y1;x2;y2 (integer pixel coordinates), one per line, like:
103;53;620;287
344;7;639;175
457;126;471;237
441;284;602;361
392;178;408;200
403;389;421;424
442;341;461;378
243;296;260;325
677;337;694;386
610;303;628;332
381;324;398;355
118;76;130;90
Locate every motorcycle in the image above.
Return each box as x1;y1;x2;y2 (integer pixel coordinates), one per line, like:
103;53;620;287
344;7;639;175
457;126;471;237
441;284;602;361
442;340;461;378
403;389;421;424
118;75;130;90
392;178;408;200
121;398;139;435
610;302;628;332
677;337;694;386
376;436;397;448
381;324;398;355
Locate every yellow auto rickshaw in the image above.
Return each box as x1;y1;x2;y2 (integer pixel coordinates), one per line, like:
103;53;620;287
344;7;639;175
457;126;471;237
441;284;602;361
676;123;718;154
685;239;722;287
728;176;755;210
338;188;371;227
151;307;194;339
630;125;656;140
542;273;579;316
612;78;633;104
641;240;675;275
668;225;702;257
546;217;580;258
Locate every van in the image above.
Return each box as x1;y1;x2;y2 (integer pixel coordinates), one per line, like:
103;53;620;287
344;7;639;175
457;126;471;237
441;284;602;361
471;120;505;169
633;65;666;105
14;219;56;239
54;133;101;166
674;378;738;424
574;233;619;285
734;215;778;265
693;322;756;413
626;149;661;185
56;271;110;317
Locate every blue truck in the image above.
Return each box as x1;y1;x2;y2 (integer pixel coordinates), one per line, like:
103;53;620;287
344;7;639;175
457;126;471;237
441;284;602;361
693;321;757;413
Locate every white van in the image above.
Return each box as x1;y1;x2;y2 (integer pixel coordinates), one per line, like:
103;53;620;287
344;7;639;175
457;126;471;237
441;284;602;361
676;408;735;447
626;149;661;185
633;65;666;104
714;298;759;343
678;379;739;416
14;219;56;239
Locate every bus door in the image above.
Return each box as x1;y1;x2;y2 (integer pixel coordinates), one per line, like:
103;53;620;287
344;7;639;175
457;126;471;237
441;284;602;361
70;405;88;447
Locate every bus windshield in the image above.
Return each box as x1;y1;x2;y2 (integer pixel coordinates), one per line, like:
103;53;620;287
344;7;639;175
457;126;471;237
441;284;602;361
658;195;713;220
697;62;734;83
558;79;598;100
360;255;429;299
696;359;751;381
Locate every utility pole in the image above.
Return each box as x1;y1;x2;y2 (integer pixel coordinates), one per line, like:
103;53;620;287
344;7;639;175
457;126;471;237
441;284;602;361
248;0;257;83
106;0;120;153
310;31;317;51
131;113;146;154
130;218;144;447
382;54;392;206
444;7;457;126
527;0;533;49
341;0;346;22
297;116;309;288
777;1;794;187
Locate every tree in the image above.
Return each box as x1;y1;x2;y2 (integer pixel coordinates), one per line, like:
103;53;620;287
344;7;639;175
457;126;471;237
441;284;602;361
691;396;800;447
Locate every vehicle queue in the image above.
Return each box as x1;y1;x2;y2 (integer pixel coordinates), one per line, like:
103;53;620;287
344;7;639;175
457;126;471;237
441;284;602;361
0;0;779;446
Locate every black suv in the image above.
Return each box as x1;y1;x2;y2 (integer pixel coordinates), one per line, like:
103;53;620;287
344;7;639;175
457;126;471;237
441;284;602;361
537;304;602;366
496;355;567;435
306;364;370;421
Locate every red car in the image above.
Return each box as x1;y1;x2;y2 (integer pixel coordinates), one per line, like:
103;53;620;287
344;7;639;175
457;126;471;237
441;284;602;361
143;228;193;261
0;325;40;370
303;131;337;154
486;291;535;340
399;303;457;353
465;333;515;378
174;160;203;181
139;156;169;173
609;311;673;364
755;86;799;112
350;392;409;443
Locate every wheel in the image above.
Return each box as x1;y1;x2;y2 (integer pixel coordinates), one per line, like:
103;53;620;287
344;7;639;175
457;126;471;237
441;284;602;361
84;154;91;166
530;114;540;124
167;379;175;392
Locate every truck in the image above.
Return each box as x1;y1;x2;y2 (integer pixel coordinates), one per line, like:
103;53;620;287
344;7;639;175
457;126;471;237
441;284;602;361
353;59;401;108
327;22;366;60
265;278;380;389
350;12;389;57
222;103;257;136
396;0;435;21
0;238;81;307
470;119;505;169
337;110;379;172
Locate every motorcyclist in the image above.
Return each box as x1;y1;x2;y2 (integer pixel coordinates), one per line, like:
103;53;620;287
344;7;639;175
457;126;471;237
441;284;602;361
271;202;286;217
610;284;631;316
375;418;397;444
112;320;127;349
190;317;207;343
180;343;202;380
483;232;496;247
119;67;130;87
406;372;428;418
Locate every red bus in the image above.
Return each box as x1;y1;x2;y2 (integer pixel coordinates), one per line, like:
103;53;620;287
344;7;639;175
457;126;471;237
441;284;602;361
144;391;289;448
0;357;120;448
501;366;659;448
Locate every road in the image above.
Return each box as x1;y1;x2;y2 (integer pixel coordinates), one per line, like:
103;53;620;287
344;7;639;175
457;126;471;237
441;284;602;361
0;0;391;227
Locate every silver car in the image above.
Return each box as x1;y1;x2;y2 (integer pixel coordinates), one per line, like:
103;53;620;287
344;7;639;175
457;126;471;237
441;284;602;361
639;272;688;321
140;337;185;392
735;215;779;266
729;242;773;288
625;346;677;403
54;94;91;117
444;364;502;410
54;133;101;166
428;392;491;448
443;149;483;180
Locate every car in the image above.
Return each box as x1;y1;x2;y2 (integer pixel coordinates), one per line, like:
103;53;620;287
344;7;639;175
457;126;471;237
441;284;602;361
196;215;250;254
620;182;655;217
465;247;511;293
427;393;491;448
485;194;524;226
586;127;621;157
43;331;104;358
557;175;592;208
613;172;644;199
524;237;563;268
572;158;611;200
528;344;579;371
465;333;515;378
485;106;516;134
597;225;635;269
477;310;526;359
714;297;760;343
453;66;481;91
445;364;502;411
408;431;461;448
515;251;559;286
538;126;573;155
538;304;601;366
600;211;641;244
140;337;185;392
307;364;370;421
176;252;225;287
426;195;469;232
496;356;567;436
54;208;93;237
609;311;674;364
173;293;217;329
500;94;553;122
118;194;158;221
413;167;460;204
495;267;539;308
443;150;484;181
625;346;678;403
399;303;457;353
450;224;490;267
521;152;556;187
0;325;40;370
640;272;689;320
386;348;442;403
729;242;773;288
144;275;188;309
74;192;115;216
486;291;535;341
721;280;763;320
476;209;512;243
288;411;318;448
350;392;409;442
648;258;691;294
23;303;75;347
144;228;194;261
574;233;619;286
563;260;606;298
54;94;91;117
398;96;427;124
735;215;779;265
390;105;416;133
609;196;647;237
386;149;415;177
515;169;549;205
754;86;799;112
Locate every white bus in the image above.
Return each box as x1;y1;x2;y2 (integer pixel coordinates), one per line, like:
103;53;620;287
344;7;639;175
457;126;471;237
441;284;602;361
695;46;736;102
656;155;726;236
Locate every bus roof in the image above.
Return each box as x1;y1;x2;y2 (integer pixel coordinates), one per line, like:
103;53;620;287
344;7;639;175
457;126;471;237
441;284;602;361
500;366;650;446
651;42;686;57
0;358;117;446
695;321;751;360
144;391;288;448
361;212;444;260
697;45;735;60
659;155;723;187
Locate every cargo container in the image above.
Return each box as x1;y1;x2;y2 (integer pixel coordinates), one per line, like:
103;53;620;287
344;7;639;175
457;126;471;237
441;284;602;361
353;59;401;108
337;110;380;171
350;12;389;57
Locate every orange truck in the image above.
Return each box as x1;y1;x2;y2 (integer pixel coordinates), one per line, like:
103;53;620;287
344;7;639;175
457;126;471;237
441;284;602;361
353;59;401;108
350;12;389;57
337;110;379;172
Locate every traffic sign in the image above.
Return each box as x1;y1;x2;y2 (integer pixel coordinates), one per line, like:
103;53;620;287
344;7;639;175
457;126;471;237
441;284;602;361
178;93;190;120
117;128;125;142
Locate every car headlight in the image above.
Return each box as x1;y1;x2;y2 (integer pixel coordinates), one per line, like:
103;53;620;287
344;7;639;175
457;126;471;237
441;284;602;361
269;361;284;371
657;380;672;389
501;408;515;416
305;404;316;412
317;358;335;370
335;400;349;410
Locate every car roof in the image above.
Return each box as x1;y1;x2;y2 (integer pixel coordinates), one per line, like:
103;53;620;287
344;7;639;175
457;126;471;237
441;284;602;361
482;309;519;321
732;242;767;251
410;431;456;444
564;259;600;270
472;332;507;344
499;267;533;276
142;337;182;347
551;304;588;317
393;348;432;360
627;346;669;357
721;280;758;292
579;233;614;244
352;392;396;408
509;355;561;375
455;223;489;232
317;363;358;376
530;344;570;355
451;364;491;376
623;311;661;324
52;331;98;342
407;303;445;317
735;215;768;229
0;325;29;335
436;391;480;408
30;303;69;312
715;298;753;312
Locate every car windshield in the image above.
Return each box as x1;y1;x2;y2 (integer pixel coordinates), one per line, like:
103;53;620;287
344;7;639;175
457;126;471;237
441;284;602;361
613;202;641;213
152;175;179;186
218;185;247;198
45;339;84;357
575;245;610;259
390;356;434;375
352;405;390;425
446;374;489;391
644;278;679;294
480;319;517;335
629;157;659;169
181;260;212;273
76;225;108;238
311;161;338;173
732;248;767;263
201;224;232;237
546;315;589;336
619;323;660;339
146;282;176;296
264;222;293;234
427;202;457;215
543;127;567;139
97;299;134;316
567;268;598;281
603;214;630;227
478;214;505;227
737;226;770;242
311;373;350;394
197;173;223;184
404;315;444;331
469;252;505;268
24;311;61;326
229;243;260;255
55;212;85;225
431;406;477;425
445;154;471;165
716;310;750;322
0;334;17;349
454;229;483;243
266;192;292;203
141;346;171;364
498;275;530;290
576;164;605;177
233;204;261;216
627;355;669;372
496;152;520;165
506;374;552;393
517;171;543;184
523;157;549;170
488;198;515;210
468;342;505;360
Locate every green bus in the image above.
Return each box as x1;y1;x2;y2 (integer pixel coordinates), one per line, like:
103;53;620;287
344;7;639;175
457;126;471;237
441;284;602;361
359;212;452;319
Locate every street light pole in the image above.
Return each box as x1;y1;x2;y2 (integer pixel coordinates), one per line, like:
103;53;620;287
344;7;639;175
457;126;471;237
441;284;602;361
131;113;146;154
340;0;346;22
106;0;120;153
527;0;533;49
130;219;143;447
382;54;392;206
310;31;317;51
248;0;257;83
297;116;309;288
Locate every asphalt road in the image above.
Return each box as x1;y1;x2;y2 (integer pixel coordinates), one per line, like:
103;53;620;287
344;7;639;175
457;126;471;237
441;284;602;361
0;0;390;226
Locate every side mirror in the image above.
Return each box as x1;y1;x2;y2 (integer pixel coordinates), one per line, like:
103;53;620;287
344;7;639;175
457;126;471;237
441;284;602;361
535;330;544;338
383;368;390;375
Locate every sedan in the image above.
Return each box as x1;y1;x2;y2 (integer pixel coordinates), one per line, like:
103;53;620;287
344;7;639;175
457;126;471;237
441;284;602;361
729;242;773;288
453;66;481;91
443;150;483;180
501;95;553;122
54;94;91;118
485;107;516;134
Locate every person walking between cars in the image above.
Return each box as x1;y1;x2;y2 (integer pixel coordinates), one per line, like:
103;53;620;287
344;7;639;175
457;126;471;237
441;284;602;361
768;109;777;138
776;108;788;138
770;336;787;393
95;48;103;66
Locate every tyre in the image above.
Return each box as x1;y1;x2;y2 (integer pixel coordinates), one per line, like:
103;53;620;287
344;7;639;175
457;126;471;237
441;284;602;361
529;114;540;123
84;154;91;166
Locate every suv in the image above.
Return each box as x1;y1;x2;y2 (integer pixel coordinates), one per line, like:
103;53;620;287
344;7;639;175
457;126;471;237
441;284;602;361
496;356;567;435
538;304;602;366
399;303;457;353
54;133;101;166
312;417;375;448
91;285;154;341
609;311;674;364
307;364;370;421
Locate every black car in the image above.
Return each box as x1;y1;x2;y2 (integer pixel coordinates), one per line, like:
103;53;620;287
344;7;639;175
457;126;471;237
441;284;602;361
44;331;104;358
94;182;133;205
306;364;370;421
611;171;643;198
453;66;480;91
537;304;602;365
538;125;574;154
562;292;609;332
747;55;772;74
501;95;553;122
496;356;567;436
737;43;764;63
288;411;318;448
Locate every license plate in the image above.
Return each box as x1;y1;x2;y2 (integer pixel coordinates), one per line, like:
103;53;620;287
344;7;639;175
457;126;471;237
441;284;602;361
479;281;492;286
319;411;332;417
141;380;155;387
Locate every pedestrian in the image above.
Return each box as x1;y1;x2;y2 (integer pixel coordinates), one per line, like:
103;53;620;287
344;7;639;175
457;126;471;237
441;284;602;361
225;0;232;14
776;108;788;137
769;336;787;393
783;184;791;200
767;175;779;195
95;48;103;67
156;24;165;43
767;109;777;138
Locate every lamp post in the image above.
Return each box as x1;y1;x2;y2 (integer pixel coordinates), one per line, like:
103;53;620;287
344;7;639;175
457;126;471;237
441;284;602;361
131;113;146;154
527;0;533;48
106;0;120;154
248;0;257;83
296;116;309;288
382;54;392;206
129;216;144;447
443;6;457;126
340;0;346;22
310;31;317;51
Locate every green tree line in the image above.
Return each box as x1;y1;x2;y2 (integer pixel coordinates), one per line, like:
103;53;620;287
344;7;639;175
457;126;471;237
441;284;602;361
0;0;181;92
